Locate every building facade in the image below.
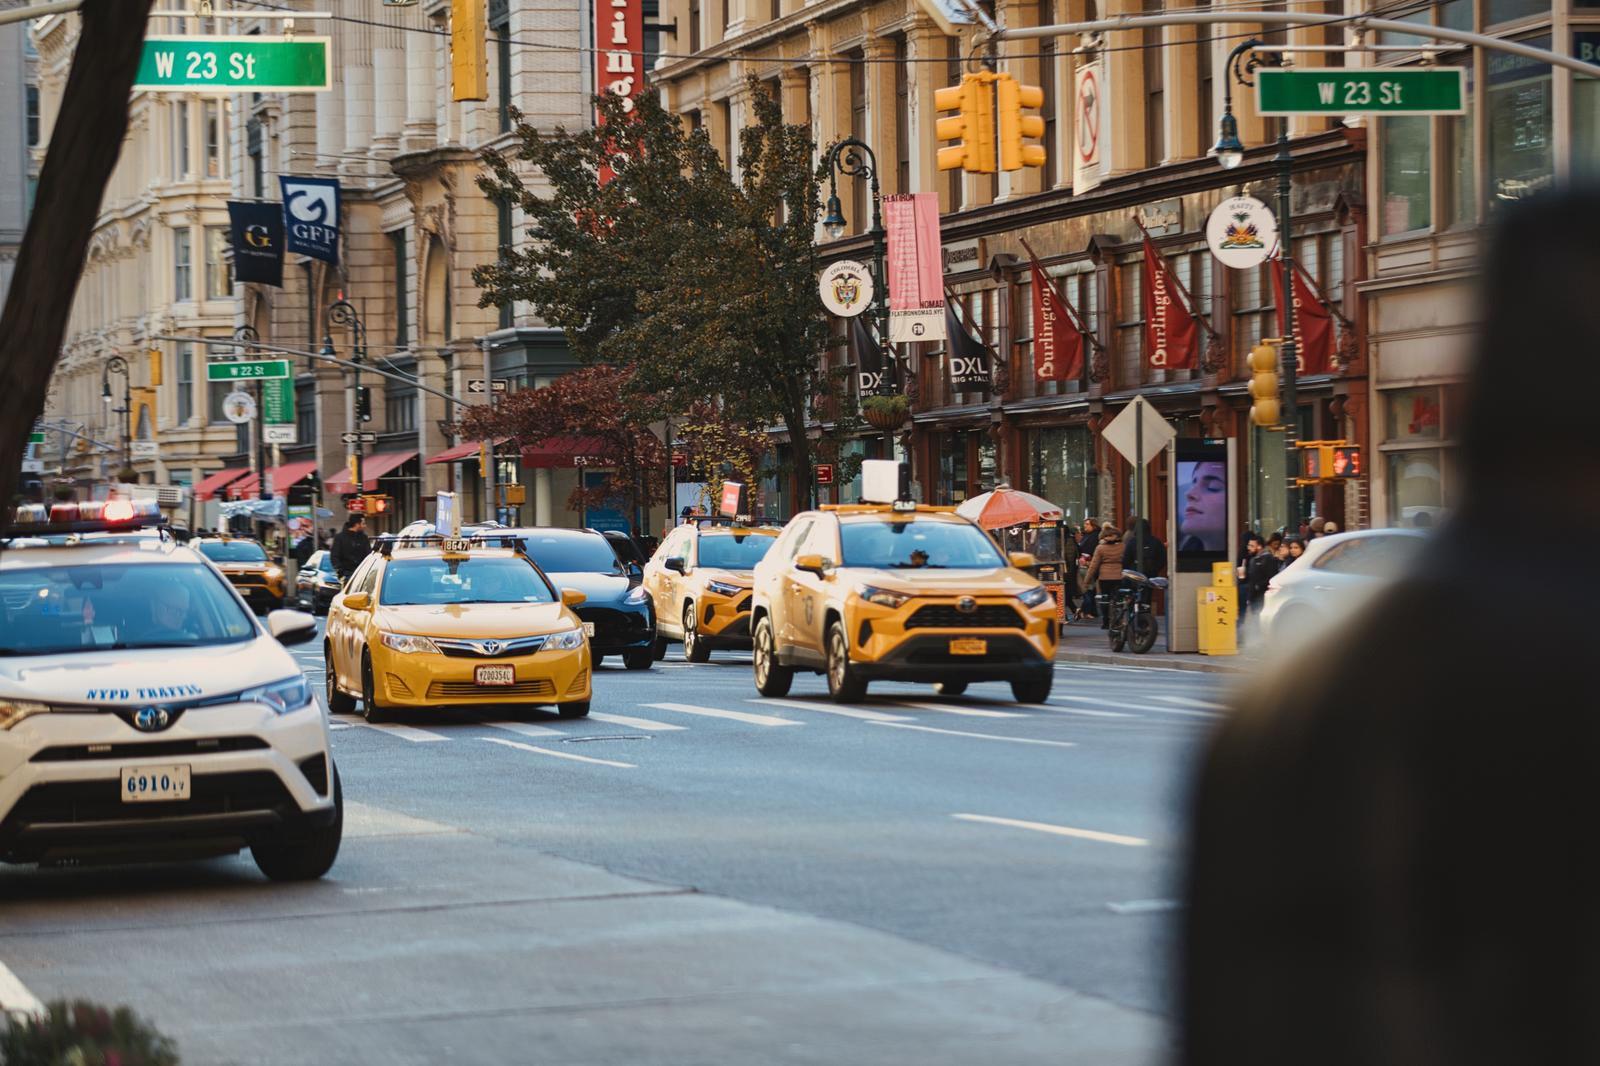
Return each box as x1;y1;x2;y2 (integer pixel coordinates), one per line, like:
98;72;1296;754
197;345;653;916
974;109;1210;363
2;18;40;310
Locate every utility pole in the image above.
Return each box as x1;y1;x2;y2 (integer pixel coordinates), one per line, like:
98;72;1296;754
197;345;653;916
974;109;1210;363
481;338;498;526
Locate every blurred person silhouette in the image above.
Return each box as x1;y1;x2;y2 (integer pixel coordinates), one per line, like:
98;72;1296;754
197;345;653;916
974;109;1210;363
1182;190;1600;1066
1083;524;1123;629
1075;518;1102;619
1286;537;1306;561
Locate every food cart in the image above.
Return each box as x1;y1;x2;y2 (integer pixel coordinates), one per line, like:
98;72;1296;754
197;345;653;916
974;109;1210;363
955;487;1072;623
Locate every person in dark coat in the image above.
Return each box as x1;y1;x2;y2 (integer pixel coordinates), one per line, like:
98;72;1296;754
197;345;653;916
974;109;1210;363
1121;515;1166;576
1075;518;1102;619
330;515;370;583
1182;191;1600;1066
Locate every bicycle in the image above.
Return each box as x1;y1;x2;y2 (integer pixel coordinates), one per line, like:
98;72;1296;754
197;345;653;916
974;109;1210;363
1103;570;1168;654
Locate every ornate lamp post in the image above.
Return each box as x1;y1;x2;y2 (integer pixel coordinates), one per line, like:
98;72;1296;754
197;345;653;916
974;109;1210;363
233;325;270;501
324;299;367;497
101;353;131;478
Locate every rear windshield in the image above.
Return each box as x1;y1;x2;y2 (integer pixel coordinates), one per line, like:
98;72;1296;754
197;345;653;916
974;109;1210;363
379;557;556;605
697;533;777;570
515;533;620;574
198;541;267;563
839;519;1006;569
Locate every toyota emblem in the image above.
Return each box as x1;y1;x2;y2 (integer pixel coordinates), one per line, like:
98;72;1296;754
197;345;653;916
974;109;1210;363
481;640;502;656
133;706;171;732
957;597;978;614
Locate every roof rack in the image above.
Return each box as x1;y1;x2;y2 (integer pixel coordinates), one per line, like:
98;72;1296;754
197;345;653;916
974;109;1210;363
818;503;956;515
374;531;528;557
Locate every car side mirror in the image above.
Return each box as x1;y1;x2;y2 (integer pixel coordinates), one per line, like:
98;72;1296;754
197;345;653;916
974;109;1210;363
266;609;317;646
628;562;644;579
1008;551;1037;570
561;588;587;607
794;553;829;577
342;592;371;612
664;556;687;574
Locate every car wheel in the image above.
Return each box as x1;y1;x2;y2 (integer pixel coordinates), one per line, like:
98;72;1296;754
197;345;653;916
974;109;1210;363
251;766;343;882
752;616;793;698
325;647;355;714
683;603;710;663
825;621;867;703
934;681;968;697
1010;676;1053;704
652;637;668;661
360;654;388;723
557;700;591;719
623;648;653;671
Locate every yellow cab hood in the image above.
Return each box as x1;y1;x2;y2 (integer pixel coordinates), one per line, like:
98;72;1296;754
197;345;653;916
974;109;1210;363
840;566;1036;597
375;601;574;637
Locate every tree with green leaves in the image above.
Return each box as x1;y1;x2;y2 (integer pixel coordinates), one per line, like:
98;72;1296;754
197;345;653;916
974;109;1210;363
474;79;858;514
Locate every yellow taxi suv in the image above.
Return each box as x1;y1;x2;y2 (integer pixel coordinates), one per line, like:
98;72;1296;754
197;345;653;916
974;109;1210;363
323;535;593;721
749;471;1058;705
193;536;286;613
643;519;781;662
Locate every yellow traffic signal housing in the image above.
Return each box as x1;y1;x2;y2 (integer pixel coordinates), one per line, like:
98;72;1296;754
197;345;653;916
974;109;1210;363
934;72;996;174
451;0;488;102
1248;341;1281;428
997;75;1048;171
148;347;163;387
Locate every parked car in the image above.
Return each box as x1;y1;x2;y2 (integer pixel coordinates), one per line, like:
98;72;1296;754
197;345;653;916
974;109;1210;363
1257;528;1428;641
294;549;342;615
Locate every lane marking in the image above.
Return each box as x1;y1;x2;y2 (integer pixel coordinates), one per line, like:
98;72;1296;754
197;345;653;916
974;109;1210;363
0;960;44;1018
483;721;563;738
951;812;1148;847
1054;662;1191;675
1106;898;1182;914
356;721;451;742
1022;703;1132;719
749;698;913;723
589;711;687;732
1052;695;1218;719
482;737;635;768
645;702;802;727
343;801;461;839
889;701;1024;719
1154;695;1230;711
866;721;1077;748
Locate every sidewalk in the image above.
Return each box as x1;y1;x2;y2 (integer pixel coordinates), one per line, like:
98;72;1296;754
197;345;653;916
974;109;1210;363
1054;613;1259;674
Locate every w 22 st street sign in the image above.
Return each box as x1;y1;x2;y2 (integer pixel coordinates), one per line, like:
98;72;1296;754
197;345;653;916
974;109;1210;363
1256;68;1466;115
135;37;331;93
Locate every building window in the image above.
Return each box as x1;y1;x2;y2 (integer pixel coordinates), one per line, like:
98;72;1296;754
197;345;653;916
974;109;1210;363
174;228;193;302
1231;258;1275;357
848;52;866;229
207;378;234;424
172;100;190;180
25;85;40;147
946;45;964;212
894;37;910;194
204;226;231;300
204;100;224;178
296;382;316;443
1029;425;1094;524
1143;15;1165;166
689;0;701;51
390;229;409;346
1038;0;1058;187
386;362;418;433
1116;260;1143;387
1197;10;1214;160
1382;384;1455;524
1381;116;1430;234
1487;47;1552;210
1487;0;1544;26
1577;55;1600;185
177;343;194;425
491;0;512;134
1444;62;1476;225
496;199;514;328
247;117;264;198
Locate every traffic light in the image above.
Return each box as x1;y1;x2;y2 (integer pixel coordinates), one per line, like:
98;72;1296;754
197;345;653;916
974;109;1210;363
362;494;391;515
355;386;372;423
996;74;1047;171
1299;442;1330;480
451;0;487;102
1331;445;1362;478
934;72;996;174
1248;341;1281;428
148;347;163;387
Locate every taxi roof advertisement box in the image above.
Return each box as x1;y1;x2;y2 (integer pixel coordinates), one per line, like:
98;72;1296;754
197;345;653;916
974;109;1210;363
719;482;744;518
860;460;902;504
435;491;457;538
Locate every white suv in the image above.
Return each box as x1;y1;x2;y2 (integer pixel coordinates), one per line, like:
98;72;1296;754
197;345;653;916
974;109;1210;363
0;505;341;880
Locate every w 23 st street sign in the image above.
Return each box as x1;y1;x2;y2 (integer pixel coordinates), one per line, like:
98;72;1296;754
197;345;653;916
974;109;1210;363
134;37;331;93
1256;68;1466;115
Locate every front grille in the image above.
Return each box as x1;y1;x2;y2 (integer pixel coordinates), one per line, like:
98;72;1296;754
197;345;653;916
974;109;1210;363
297;754;329;796
2;771;295;830
905;604;1025;630
32;736;269;763
225;575;269;589
576;607;647;640
425;679;555;699
433;635;548;658
735;595;753;614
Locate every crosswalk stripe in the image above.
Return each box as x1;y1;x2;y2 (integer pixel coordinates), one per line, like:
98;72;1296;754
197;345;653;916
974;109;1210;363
1052;695;1218;718
951;812;1148;846
890;700;1024;719
482;737;635;768
589;711;687;731
357;721;451;742
748;698;913;723
865;721;1077;748
1154;695;1230;711
483;721;564;738
645;702;802;727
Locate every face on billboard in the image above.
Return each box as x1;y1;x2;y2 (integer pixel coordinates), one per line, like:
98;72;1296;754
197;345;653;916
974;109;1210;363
1177;460;1228;552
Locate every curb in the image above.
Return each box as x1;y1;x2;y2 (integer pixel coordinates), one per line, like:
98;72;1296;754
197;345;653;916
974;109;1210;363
1055;650;1244;674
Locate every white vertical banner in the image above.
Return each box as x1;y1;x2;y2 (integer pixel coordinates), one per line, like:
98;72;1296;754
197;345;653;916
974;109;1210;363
1073;59;1105;194
884;192;947;343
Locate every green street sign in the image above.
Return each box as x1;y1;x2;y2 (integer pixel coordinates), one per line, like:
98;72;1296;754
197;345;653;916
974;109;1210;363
262;377;296;425
134;36;331;93
1256;68;1466;116
206;359;291;381
28;432;45;444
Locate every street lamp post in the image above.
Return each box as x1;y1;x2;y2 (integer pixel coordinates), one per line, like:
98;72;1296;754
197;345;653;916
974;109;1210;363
101;354;131;479
325;299;367;501
234;325;269;501
1215;39;1301;534
821;137;898;466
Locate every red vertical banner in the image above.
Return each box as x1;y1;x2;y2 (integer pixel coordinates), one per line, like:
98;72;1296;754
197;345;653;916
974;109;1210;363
884;192;947;342
1029;257;1083;383
1142;237;1199;371
595;0;644;183
1272;260;1335;376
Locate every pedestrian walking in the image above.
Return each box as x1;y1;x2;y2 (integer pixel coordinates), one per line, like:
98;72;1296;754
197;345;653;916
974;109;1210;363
1236;533;1264;624
1122;515;1166;577
1076;518;1102;619
330;514;370;584
1083;525;1123;629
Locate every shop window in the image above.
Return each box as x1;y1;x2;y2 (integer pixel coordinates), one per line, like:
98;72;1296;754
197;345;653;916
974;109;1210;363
1116;260;1143;387
1384;387;1442;442
1381;116;1430;234
1231;258;1274;359
1385;449;1444;525
1029;426;1093;524
1486;0;1545;25
1574;34;1600;185
296;382;316;443
1487;45;1553;209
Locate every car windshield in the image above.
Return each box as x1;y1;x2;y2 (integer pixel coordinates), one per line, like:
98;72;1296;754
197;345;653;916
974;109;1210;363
0;562;257;655
839;519;1006;569
379;557;556;605
198;541;267;563
515;533;620;574
697;533;777;570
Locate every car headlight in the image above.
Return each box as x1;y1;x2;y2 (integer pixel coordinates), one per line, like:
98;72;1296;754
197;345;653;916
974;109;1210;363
542;626;585;651
857;585;911;609
624;584;651;605
1018;585;1052;608
705;580;744;598
0;698;51;731
265;566;284;580
238;675;314;715
380;632;442;655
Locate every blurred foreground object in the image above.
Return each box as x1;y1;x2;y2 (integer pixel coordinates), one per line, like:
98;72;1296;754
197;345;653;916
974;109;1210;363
1182;190;1600;1066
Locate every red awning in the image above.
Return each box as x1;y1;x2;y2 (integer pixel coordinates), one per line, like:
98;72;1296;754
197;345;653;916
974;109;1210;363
324;450;418;494
194;467;249;501
426;438;509;465
228;459;321;499
521;436;619;469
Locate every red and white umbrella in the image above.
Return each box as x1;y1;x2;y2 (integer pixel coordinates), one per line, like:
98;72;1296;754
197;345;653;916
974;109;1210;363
955;486;1064;530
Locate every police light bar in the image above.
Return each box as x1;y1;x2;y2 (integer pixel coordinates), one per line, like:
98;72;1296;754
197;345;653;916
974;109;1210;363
4;498;164;536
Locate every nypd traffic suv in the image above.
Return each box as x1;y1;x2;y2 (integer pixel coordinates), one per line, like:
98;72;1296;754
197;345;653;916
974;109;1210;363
0;501;341;880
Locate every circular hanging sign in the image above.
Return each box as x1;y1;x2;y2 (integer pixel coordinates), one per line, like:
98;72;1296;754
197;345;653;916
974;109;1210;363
223;390;257;424
819;260;873;318
1207;196;1278;269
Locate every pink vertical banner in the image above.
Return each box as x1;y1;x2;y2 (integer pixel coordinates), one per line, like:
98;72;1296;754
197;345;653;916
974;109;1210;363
884;192;946;342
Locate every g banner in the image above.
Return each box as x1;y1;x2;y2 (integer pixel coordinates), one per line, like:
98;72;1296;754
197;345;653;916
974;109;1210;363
227;201;283;287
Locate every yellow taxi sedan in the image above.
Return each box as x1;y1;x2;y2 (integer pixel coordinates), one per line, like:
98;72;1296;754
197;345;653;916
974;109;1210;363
323;538;592;721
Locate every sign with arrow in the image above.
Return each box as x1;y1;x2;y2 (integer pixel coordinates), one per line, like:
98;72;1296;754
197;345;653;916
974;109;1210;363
340;432;378;444
467;379;508;395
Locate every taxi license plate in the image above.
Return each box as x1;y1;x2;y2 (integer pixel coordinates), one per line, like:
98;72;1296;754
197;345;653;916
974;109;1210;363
475;664;515;686
949;638;988;655
582;622;595;637
121;764;191;803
